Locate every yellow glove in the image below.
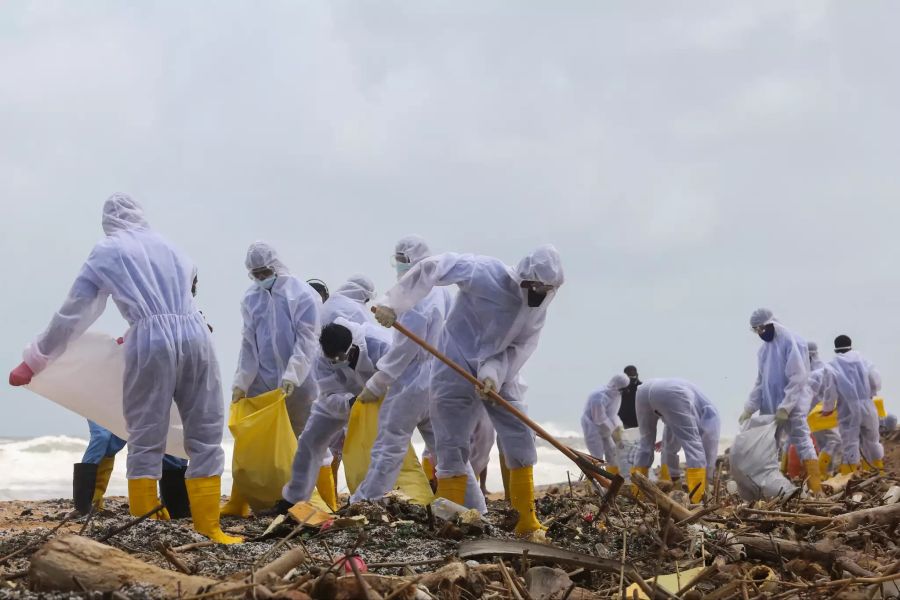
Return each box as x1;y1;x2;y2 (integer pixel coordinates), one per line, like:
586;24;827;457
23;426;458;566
232;388;245;403
478;377;497;401
282;380;295;396
775;407;790;424
374;305;397;328
611;427;623;444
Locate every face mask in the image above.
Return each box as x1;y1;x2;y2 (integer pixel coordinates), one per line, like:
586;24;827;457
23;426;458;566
526;288;547;307
396;261;413;279
758;323;775;342
256;275;277;291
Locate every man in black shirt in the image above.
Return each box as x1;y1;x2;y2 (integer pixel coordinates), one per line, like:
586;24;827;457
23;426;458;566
618;365;641;429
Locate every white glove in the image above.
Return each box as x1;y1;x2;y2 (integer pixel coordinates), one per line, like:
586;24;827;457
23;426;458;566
611;427;623;444
478;377;497;401
282;381;295;397
374;305;397;328
232;388;245;403
775;407;790;424
738;410;753;425
357;387;379;404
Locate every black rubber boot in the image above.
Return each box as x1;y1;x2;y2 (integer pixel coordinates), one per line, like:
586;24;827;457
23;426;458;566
73;463;98;516
159;466;191;519
256;498;293;518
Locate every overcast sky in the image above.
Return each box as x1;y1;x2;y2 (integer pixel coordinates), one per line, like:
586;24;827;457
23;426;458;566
2;1;899;440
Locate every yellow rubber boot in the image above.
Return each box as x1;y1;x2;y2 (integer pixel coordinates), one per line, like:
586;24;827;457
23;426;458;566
817;452;832;479
659;464;671;482
509;466;543;536
780;453;789;474
128;478;170;520
422;456;436;482
630;466;649;497
436;475;467;505
804;460;822;494
185;476;243;544
605;465;620;476
873;459;885;474
93;456;115;510
221;486;251;518
685;467;707;503
499;453;511;501
330;455;341;499
316;466;338;512
839;463;857;475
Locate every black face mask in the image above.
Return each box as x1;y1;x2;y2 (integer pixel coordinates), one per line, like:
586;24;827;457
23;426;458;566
526;288;547;307
759;323;776;343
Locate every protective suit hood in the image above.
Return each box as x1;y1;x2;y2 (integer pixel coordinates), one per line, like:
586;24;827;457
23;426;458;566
245;242;290;278
336;275;375;303
102;193;149;235
395;235;431;266
515;244;565;287
608;374;630;391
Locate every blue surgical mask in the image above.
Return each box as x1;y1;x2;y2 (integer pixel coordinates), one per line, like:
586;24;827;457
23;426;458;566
257;275;277;291
395;261;413;279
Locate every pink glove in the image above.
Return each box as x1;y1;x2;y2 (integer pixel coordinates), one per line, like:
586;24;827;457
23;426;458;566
9;362;34;386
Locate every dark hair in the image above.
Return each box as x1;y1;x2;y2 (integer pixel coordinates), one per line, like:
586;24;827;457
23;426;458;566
624;365;638;378
320;323;352;357
834;334;852;353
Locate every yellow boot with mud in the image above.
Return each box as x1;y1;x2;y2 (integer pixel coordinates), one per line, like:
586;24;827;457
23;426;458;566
221;486;251;518
186;476;243;544
873;459;885;475
817;452;832;479
128;478;170;520
630;466;649;497
804;460;822;494
509;466;543;536
422;456;436;483
436;475;467;506
659;464;671;482
316;466;338;512
93;456;115;510
605;465;620;477
839;463;857;475
685;467;706;503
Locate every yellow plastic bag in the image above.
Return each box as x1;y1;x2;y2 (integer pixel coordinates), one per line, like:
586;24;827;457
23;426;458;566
229;390;297;511
808;401;839;433
342;398;435;505
875;397;887;419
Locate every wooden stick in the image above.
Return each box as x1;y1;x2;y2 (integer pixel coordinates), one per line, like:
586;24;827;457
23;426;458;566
155;541;193;575
98;504;166;542
382;314;623;499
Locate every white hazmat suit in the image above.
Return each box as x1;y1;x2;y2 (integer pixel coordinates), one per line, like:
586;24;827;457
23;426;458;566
234;242;321;436
376;246;563;534
23;195;225;481
823;350;883;469
581;374;630;474
634;378;720;502
321;275;376;327
282;318;391;504
808;342;841;475
743;311;817;463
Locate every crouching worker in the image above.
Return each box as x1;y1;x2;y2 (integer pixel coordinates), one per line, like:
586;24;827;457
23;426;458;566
633;378;720;503
267;318;392;514
9;194;240;544
581;374;631;476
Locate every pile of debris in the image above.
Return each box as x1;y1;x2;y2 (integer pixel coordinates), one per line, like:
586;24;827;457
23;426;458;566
2;434;900;599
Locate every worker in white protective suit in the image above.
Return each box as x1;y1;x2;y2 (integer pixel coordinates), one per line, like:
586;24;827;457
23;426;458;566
7;194;240;544
373;245;564;535
321;275;376;327
224;242;322;517
633;378;720;503
739;308;821;494
581;374;631;476
271;319;392;513
821;335;884;474
807;341;842;477
470;404;496;498
350;236;485;511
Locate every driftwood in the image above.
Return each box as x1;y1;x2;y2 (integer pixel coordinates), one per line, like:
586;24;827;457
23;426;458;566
630;472;696;523
28;535;221;596
831;501;900;530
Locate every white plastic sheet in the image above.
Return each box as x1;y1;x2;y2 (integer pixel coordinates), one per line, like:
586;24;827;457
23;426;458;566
730;415;795;501
26;331;187;458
